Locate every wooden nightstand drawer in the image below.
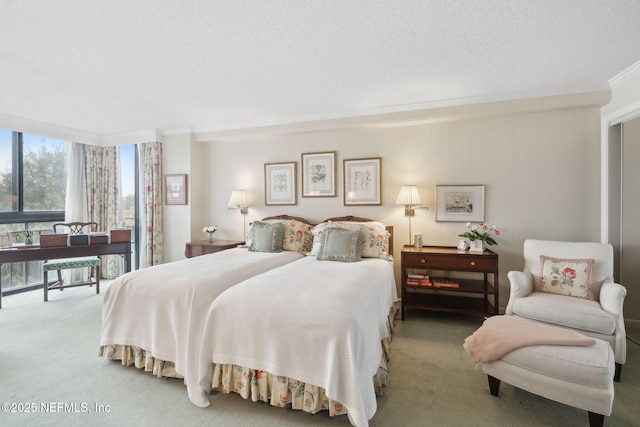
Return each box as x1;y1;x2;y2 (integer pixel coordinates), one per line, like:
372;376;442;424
403;253;494;271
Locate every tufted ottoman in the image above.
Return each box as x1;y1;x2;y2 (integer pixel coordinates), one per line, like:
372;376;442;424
482;338;615;427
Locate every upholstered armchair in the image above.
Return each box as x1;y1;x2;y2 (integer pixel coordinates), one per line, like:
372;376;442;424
505;239;627;381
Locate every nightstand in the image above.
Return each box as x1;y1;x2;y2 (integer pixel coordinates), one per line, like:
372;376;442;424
401;245;499;319
185;240;245;258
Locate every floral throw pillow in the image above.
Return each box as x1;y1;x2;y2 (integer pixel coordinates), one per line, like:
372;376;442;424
538;256;596;300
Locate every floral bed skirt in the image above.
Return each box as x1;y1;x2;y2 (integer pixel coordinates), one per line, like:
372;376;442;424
99;303;398;419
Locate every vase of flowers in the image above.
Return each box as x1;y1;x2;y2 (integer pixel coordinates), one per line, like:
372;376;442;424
458;222;500;252
203;225;218;242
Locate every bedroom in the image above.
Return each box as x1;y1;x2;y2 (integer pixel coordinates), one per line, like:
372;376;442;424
1;1;640;426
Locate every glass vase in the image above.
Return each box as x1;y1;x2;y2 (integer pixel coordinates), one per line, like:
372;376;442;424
469;239;484;253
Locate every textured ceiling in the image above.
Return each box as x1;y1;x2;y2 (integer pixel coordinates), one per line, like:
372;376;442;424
1;0;640;140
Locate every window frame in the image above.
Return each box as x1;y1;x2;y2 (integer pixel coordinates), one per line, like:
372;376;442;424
0;131;66;225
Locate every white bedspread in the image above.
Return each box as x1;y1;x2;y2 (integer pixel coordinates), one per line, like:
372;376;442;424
100;248;303;402
194;256;397;427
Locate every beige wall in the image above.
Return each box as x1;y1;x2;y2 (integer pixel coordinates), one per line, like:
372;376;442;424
160;92;616;316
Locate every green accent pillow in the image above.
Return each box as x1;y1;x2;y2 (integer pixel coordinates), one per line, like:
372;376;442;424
249;223;284;253
317;226;364;262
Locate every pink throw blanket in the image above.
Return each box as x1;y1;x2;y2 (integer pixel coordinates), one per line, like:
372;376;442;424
463;315;596;363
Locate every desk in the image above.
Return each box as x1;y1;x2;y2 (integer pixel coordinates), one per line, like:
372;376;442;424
0;243;131;309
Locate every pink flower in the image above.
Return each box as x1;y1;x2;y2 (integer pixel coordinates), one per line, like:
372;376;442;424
561;268;577;281
296;230;303;238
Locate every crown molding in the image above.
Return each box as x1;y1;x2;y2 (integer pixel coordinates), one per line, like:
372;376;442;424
99;129;163;146
190;87;611;141
0;85;612;144
0;112;100;145
609;60;640;89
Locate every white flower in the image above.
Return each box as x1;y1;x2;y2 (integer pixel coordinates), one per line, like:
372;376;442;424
203;225;218;233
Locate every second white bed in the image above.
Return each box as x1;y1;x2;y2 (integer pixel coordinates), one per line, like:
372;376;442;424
193;255;398;427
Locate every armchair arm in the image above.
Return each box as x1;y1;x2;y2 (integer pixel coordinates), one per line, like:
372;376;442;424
599;281;627;316
505;269;533;315
599;281;627;365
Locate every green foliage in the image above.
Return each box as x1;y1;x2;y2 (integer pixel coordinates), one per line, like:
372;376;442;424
0;143;67;211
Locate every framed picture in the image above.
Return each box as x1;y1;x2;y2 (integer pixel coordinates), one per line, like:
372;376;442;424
301;151;336;197
435;185;485;222
165;174;188;205
264;162;297;205
343;157;381;206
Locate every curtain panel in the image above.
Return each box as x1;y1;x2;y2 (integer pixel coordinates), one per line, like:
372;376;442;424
84;145;122;279
138;141;163;267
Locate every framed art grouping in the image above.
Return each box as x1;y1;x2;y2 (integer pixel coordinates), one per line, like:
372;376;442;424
343;157;381;206
264;162;297;205
165;174;188;205
435;184;485;222
301;151;336;197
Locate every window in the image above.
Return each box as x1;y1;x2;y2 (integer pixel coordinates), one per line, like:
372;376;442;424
120;144;139;269
0;129;68;223
1;129;68;291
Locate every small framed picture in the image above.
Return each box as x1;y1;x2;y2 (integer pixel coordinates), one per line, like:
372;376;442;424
264;162;297;205
301;151;336;197
165;174;188;205
343;157;381;206
435;185;485;222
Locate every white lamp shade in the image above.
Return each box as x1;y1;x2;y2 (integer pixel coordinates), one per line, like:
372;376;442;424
396;185;422;206
227;190;248;208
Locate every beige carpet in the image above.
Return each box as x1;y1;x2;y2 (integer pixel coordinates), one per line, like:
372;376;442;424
0;282;638;426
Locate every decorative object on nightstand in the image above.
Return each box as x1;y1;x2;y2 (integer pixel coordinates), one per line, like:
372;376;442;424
228;189;249;238
458;222;500;253
396;185;422;245
203;225;218;242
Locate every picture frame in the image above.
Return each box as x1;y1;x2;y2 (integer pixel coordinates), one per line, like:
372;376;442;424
165;174;188;205
435;184;485;222
301;151;336;197
343;157;381;206
264;162;297;205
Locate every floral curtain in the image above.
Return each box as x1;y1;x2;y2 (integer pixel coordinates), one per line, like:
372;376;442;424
138;141;163;267
84;145;122;279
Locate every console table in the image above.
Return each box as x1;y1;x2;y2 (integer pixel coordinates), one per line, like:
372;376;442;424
0;242;132;309
401;245;499;319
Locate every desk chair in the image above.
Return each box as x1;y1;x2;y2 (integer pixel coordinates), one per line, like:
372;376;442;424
43;222;101;302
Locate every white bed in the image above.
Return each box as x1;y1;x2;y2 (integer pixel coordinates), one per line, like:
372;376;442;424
191;217;398;427
99;215;313;396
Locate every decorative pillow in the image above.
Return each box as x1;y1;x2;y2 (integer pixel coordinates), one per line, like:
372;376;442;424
538;256;595;300
309;221;391;260
248;222;284;253
317;227;364;262
246;219;313;253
